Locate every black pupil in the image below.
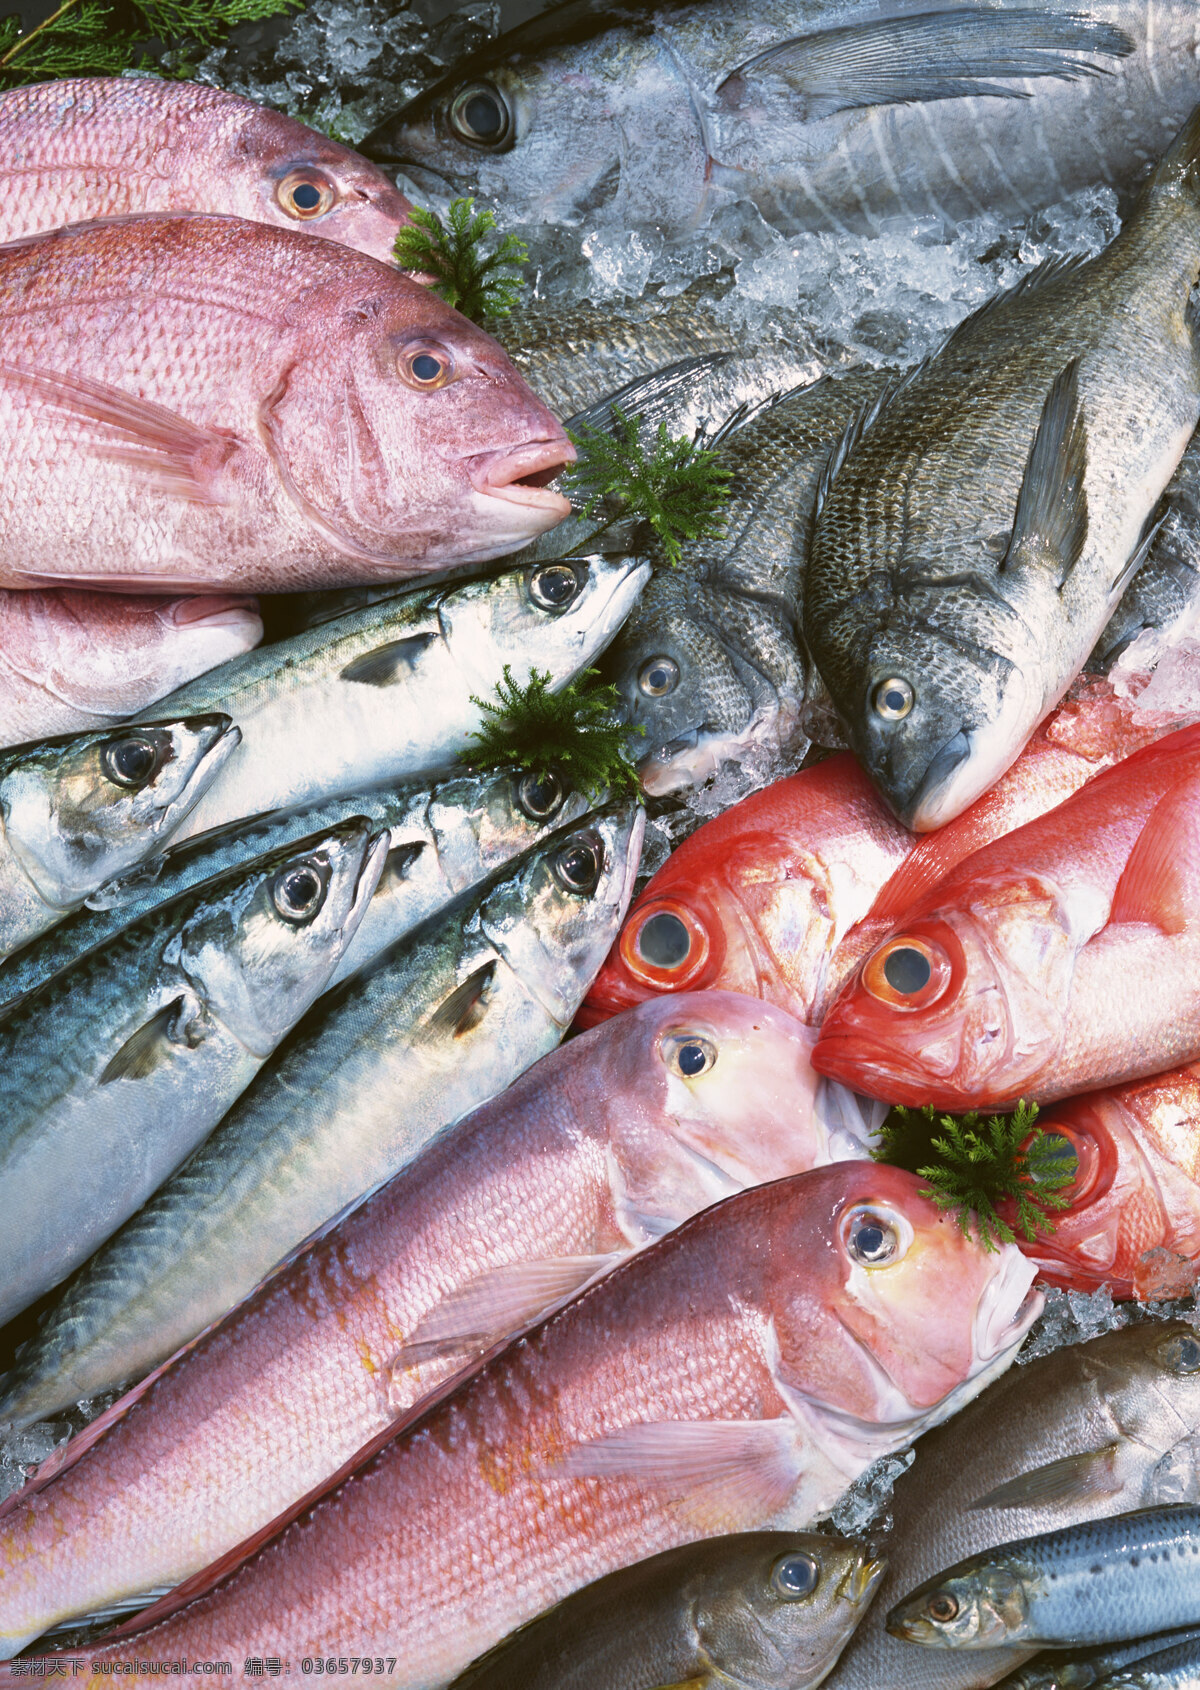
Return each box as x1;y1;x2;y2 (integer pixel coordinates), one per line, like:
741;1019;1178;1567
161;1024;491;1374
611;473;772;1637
677;1041;707;1077
648;665;672;691
775;1555;818;1596
884;687;908;712
1180;1339;1200;1368
411;353;442;382
883;946;931;994
637;911;691;969
463;92;501;137
536;567;576;606
855;1223;886;1259
291;182;322;210
559;843;598;889
108;738;155;784
521;771;561;816
282;867;321;911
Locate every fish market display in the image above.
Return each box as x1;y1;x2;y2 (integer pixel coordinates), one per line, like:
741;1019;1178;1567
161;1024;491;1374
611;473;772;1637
363;1;1197;241
0;809;641;1441
0;79;413;259
0;714;237;960
448;1531;885;1690
0;215;574;593
0;590;261;750
804;103;1200;830
0;817;386;1329
0;992;872;1643
137;556;647;845
812;723;1200;1108
826;1321;1200;1690
49;1162;1039;1683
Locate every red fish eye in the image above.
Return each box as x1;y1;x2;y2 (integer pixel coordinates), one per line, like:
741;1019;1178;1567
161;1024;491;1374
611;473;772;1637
619;900;710;991
276;168;337;220
400;345;454;390
862;935;951;1010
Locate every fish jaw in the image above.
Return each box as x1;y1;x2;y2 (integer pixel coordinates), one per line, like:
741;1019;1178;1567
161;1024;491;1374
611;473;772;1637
462;437;576;552
904;684;1039;833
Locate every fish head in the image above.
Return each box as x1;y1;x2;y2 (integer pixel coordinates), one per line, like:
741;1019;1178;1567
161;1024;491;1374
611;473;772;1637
885;1554;1035;1649
169;818;388;1056
848;624;1029;832
478;803;644;1025
693;1534;886;1690
426;764;595;891
580;877;732;1024
0;714;238;911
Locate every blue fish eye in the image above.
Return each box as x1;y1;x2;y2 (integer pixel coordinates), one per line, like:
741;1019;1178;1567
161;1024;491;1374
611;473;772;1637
883;946;931;995
292;182;322;210
636;910;691;969
666;1034;715;1077
102;734;159;789
678;1041;708;1076
845;1208;901;1266
771;1552;819;1599
465;93;501;136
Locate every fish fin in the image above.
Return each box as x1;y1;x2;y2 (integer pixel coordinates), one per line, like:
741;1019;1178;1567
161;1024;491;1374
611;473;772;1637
556;1418;802;1528
1145;98;1200;207
376;839;426;895
37;1590;174;1641
0;361;243;506
98;994;200;1085
390;1254;623;1369
813;378;898;521
717;9;1131;114
999;358;1088;591
1109;500;1170;609
968;1444;1124;1511
1108;774;1200;936
339;632;439;686
418;961;497;1042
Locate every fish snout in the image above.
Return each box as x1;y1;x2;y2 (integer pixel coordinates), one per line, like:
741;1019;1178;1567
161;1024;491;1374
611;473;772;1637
466;437;575;533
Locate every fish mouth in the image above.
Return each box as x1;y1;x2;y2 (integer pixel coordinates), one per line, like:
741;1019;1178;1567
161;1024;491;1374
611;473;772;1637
847;1556;888;1607
902;728;972;832
973;1247;1043;1364
467;440;576;519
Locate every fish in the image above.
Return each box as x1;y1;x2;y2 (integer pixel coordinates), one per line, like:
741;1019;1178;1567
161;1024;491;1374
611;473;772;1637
997;1628;1200;1690
133;554;648;846
0;78;413;262
0;815;387;1329
360;1;1198;242
580;671;1190;1029
0;762;595;1018
823;1319;1200;1690
0;714;238;961
0;214;574;594
0;589;262;750
447;1531;886;1690
887;1504;1200;1651
0;991;875;1644
1091;1634;1200;1688
45;1161;1040;1684
812;722;1200;1109
803;102;1200;831
0;807;642;1462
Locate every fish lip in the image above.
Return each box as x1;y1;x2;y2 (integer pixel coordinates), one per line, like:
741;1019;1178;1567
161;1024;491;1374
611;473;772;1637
899;728;972;832
973;1248;1043;1363
466;440;577;518
847;1555;888;1606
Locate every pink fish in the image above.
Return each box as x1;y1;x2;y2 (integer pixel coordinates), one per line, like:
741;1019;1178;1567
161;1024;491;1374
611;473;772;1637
0;79;412;262
0;215;573;592
0;589;261;747
40;1164;1039;1686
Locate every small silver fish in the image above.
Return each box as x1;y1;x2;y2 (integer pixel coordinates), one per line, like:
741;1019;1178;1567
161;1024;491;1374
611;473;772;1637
998;1627;1200;1690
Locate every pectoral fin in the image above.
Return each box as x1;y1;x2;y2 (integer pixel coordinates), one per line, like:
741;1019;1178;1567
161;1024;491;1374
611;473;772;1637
1001;358;1089;590
339;632;439;685
1109;774;1200;936
99;994;202;1085
968;1444;1123;1511
418;961;497;1043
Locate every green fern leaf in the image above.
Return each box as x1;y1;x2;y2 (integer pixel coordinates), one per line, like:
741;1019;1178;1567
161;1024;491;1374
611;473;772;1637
393;197;528;323
462;666;643;802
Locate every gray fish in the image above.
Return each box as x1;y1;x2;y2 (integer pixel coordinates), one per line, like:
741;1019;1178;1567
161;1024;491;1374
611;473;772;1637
0;816;387;1329
0;805;642;1423
999;1628;1200;1690
0;764;594;1018
825;1321;1200;1690
140;555;648;845
363;2;1196;240
0;715;237;959
804;104;1200;830
1094;1634;1200;1687
449;1532;886;1690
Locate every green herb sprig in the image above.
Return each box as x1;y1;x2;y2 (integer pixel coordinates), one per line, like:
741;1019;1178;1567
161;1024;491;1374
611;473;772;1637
564;404;732;568
873;1099;1074;1251
393;198;528;324
463;666;643;802
0;0;300;86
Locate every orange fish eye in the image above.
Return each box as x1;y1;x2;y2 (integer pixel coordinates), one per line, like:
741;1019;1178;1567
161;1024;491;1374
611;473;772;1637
861;935;951;1010
399;344;455;390
619;901;710;990
276;168;338;220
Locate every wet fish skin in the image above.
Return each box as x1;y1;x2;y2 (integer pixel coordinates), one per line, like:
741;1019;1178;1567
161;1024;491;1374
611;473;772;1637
448;1531;886;1690
1094;1633;1200;1687
0;814;387;1329
0;714;238;960
0;78;412;262
806;103;1200;831
63;1163;1039;1687
998;1628;1200;1690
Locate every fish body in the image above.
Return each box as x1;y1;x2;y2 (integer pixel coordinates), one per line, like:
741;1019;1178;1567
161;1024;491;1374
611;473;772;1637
0;809;642;1463
58;1162;1039;1686
1094;1634;1200;1688
0;714;238;960
0;215;573;593
0;78;412;261
364;1;1199;241
804;103;1200;830
1001;1630;1200;1690
812;723;1200;1108
449;1531;886;1690
0;816;386;1328
137;555;648;844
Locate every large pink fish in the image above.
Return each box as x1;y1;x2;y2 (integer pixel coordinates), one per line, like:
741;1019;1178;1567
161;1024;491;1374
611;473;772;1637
0;215;574;592
0;79;413;261
45;1163;1040;1687
0;992;879;1652
0;589;262;746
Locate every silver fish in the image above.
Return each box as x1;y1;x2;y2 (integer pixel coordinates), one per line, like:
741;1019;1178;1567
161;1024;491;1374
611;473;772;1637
998;1627;1200;1690
1094;1634;1200;1687
364;2;1196;240
0;806;642;1421
0;816;387;1328
804;104;1200;830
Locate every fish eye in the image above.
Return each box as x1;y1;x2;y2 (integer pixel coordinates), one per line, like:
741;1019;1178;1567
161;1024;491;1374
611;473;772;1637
275;167;338;220
619;902;710;989
771;1552;820;1601
529;563;581;612
399;344;454;390
517;768;564;821
1038;1132;1079;1185
862;936;951;1010
1157;1331;1200;1375
271;859;327;923
873;677;915;721
639;656;679;698
927;1593;960;1624
553;835;602;894
448;81;513;150
842;1205;904;1267
101;734;161;789
663;1034;716;1078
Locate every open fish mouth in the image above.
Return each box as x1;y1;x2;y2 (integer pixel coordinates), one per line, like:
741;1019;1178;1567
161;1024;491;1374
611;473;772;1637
468;440;576;519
